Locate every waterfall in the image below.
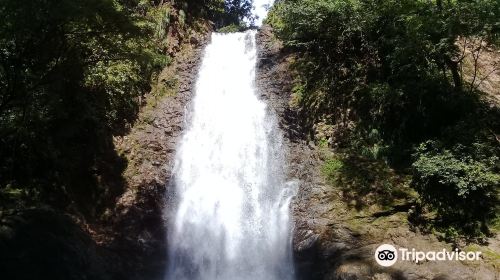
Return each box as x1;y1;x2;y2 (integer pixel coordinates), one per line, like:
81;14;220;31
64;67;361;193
166;31;297;280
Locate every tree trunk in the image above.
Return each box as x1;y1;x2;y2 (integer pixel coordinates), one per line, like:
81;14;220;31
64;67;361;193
445;58;462;90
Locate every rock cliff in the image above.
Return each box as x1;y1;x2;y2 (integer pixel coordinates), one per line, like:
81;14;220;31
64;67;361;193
256;25;499;280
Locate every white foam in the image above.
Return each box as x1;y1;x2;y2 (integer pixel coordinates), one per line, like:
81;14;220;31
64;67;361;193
166;31;296;280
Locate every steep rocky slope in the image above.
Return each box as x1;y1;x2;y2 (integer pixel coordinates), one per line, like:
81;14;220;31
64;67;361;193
256;25;500;280
105;32;210;279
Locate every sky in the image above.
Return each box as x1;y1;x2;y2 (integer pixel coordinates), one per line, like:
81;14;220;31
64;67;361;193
252;0;274;26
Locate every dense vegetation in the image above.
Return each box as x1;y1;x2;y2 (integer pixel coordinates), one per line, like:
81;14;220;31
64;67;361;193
1;0;497;248
268;0;499;239
0;0;254;219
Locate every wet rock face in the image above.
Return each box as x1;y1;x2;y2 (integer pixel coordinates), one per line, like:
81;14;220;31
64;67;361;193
256;25;331;279
109;36;210;279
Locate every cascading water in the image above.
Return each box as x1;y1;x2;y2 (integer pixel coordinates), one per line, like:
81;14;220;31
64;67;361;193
166;31;297;280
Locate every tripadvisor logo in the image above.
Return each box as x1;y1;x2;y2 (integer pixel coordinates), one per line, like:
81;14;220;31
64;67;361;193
374;244;482;267
375;244;398;267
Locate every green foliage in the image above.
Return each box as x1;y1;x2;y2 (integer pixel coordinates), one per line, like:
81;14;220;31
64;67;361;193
269;0;500;236
322;153;413;210
221;0;255;27
218;23;248;33
180;0;226;22
269;0;498;143
412;141;500;237
150;5;171;40
322;157;344;181
179;0;254;27
0;0;170;216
